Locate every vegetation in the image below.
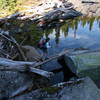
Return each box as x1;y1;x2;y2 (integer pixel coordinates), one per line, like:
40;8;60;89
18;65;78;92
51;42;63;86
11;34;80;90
43;87;61;94
0;0;16;10
0;0;29;17
0;0;41;17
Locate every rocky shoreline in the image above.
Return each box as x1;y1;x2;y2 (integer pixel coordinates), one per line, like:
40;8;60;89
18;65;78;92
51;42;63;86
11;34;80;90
17;0;100;19
0;0;100;21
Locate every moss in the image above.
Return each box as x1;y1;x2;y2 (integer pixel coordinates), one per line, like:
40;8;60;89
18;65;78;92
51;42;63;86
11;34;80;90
43;87;61;94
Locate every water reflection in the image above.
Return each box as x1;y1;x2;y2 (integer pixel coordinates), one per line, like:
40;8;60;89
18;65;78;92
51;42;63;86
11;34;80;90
9;16;100;84
42;17;100;54
14;16;100;54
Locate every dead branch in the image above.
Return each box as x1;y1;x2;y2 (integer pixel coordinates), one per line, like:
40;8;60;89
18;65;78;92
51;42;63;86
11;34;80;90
0;33;27;61
0;57;54;78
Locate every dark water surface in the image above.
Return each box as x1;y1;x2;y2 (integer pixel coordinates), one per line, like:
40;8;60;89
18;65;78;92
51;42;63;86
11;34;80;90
15;17;100;84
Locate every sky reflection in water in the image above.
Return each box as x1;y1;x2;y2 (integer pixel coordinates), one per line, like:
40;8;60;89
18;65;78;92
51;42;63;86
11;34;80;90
44;17;100;55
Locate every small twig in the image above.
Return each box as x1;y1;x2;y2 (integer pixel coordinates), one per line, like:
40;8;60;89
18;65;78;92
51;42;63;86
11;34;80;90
33;49;73;68
20;37;27;46
0;48;12;59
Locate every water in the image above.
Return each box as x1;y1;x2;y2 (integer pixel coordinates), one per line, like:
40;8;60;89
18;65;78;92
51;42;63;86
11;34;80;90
43;17;100;56
38;17;100;84
14;16;100;84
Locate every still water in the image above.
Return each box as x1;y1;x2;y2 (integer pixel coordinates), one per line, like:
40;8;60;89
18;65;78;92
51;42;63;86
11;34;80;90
43;17;100;56
15;16;100;84
38;17;100;84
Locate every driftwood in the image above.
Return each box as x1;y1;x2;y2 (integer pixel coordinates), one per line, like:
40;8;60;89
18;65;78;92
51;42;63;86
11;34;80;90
0;57;54;78
0;49;72;77
0;12;23;26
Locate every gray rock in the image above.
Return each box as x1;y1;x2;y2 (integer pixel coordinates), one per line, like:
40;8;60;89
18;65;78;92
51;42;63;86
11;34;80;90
11;77;100;100
63;51;100;85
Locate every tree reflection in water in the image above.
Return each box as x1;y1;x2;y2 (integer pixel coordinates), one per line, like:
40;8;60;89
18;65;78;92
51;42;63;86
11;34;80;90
12;16;100;47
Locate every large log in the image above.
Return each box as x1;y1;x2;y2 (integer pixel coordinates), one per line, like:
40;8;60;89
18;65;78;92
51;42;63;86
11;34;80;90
0;58;53;78
63;51;100;83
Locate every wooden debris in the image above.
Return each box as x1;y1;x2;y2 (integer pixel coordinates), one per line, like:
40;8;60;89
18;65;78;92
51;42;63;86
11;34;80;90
0;33;27;61
0;57;54;78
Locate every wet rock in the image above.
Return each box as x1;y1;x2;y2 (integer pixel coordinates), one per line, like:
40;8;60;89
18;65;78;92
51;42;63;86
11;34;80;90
0;71;32;99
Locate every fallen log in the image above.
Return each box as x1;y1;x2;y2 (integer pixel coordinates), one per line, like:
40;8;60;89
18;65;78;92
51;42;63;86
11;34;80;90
0;49;72;78
0;58;54;78
38;8;82;27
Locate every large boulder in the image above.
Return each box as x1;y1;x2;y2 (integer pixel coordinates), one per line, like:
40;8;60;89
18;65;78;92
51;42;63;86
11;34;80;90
12;77;100;100
62;51;100;85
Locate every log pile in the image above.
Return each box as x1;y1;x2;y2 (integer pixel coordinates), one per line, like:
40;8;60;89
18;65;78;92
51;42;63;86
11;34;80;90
0;32;72;99
0;33;54;99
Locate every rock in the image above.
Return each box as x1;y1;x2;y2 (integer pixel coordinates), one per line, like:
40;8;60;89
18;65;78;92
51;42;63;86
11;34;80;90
38;8;81;27
63;51;100;85
22;45;43;61
11;77;100;100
